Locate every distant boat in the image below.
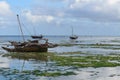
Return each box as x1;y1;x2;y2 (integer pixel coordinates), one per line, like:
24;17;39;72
31;24;43;39
69;35;78;39
31;35;43;39
69;26;78;40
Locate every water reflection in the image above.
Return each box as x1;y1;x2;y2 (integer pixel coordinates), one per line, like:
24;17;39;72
0;55;9;68
2;52;50;71
33;66;120;80
6;52;49;61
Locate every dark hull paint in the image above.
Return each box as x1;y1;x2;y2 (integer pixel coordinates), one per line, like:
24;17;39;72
2;45;48;52
31;35;43;39
69;36;78;39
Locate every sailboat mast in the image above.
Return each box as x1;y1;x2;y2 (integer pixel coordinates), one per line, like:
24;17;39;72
71;26;73;36
33;25;36;36
17;14;25;42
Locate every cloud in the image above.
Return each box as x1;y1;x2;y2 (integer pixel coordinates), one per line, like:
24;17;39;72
23;10;54;23
65;0;120;22
1;0;119;35
31;0;120;23
0;1;14;28
0;1;13;16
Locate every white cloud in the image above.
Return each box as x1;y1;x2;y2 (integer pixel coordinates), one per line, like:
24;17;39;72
107;0;120;5
23;10;54;23
19;0;120;25
66;0;120;22
0;1;15;29
0;1;13;16
46;16;54;23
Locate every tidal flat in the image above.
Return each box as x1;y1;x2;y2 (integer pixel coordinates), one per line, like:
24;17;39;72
1;36;120;80
3;52;120;68
1;51;120;80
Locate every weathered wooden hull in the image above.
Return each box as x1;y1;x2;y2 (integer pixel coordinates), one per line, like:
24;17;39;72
2;44;48;52
2;46;48;52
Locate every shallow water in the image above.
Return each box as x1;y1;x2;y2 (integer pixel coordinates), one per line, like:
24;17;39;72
0;36;120;80
34;67;120;80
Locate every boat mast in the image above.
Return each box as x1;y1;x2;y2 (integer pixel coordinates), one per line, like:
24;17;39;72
71;26;73;36
33;25;36;36
17;14;25;42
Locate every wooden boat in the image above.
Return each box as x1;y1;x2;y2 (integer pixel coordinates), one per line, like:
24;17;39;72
2;14;48;52
2;39;49;52
2;44;48;52
69;26;78;40
31;21;43;39
69;35;78;39
2;38;49;52
31;35;43;39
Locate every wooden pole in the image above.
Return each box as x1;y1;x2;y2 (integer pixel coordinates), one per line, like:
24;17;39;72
17;14;25;42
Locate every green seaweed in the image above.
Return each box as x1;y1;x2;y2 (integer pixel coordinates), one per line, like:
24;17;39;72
32;71;76;77
2;52;55;61
21;70;76;76
3;52;120;68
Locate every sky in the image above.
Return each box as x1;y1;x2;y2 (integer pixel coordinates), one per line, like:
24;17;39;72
1;0;120;36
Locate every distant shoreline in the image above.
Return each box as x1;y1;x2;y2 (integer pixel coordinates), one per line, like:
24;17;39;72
0;35;120;37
